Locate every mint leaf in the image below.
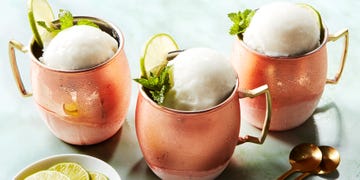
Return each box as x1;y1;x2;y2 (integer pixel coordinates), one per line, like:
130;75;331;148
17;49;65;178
228;9;255;36
59;9;73;30
229;24;240;35
36;9;100;45
228;12;240;24
134;66;172;104
150;85;167;104
77;19;99;28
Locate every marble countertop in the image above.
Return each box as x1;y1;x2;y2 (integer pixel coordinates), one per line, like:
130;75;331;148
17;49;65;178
1;0;359;179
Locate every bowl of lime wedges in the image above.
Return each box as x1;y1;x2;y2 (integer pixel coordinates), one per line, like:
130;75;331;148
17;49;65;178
14;154;121;180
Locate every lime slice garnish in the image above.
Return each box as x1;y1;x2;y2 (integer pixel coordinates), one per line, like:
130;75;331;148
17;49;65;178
48;162;90;180
25;170;70;180
27;0;55;48
63;102;79;116
89;171;108;180
140;33;179;78
297;3;324;40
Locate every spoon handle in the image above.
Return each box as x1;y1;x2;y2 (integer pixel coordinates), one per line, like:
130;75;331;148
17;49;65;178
295;172;311;180
277;168;296;180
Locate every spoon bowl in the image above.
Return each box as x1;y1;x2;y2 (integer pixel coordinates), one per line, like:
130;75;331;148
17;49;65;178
317;146;341;174
296;146;340;180
277;143;322;180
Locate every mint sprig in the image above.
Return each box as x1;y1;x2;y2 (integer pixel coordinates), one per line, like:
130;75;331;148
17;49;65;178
58;9;74;30
228;9;255;37
37;9;99;38
134;66;172;104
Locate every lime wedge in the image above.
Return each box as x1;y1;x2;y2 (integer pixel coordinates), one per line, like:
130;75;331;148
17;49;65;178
27;0;55;48
297;3;324;39
140;33;179;78
25;170;70;180
89;171;108;180
49;162;90;180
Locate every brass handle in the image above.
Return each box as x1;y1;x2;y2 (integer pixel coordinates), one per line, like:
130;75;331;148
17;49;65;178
8;40;32;97
326;28;349;84
237;84;272;144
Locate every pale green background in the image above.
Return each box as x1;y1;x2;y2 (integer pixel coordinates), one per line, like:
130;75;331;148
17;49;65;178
1;0;359;179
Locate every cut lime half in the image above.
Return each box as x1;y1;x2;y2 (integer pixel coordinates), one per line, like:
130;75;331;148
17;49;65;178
140;33;179;78
48;162;90;180
27;0;55;48
25;170;70;180
89;171;108;180
297;3;324;40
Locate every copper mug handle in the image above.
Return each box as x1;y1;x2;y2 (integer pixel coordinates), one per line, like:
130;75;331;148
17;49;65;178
237;84;272;145
326;28;349;84
8;40;32;97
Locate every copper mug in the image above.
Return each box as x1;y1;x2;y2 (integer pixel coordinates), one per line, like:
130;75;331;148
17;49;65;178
135;80;271;180
230;27;348;131
8;17;131;145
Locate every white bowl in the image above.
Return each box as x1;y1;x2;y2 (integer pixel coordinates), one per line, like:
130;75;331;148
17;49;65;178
14;154;121;180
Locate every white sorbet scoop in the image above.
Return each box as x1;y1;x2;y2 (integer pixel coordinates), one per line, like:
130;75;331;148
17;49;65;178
243;1;320;57
42;25;118;70
163;48;237;111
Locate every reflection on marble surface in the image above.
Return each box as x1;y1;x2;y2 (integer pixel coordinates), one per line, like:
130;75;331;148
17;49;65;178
1;0;360;179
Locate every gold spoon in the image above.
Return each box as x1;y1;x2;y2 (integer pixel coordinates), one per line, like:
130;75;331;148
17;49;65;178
277;143;322;180
295;146;340;180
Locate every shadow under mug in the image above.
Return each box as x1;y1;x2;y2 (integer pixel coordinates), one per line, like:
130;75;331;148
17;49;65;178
230;26;348;131
135;80;271;180
8;16;131;145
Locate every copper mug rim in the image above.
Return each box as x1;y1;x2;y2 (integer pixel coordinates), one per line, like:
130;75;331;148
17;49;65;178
138;79;240;115
28;16;125;74
236;25;329;60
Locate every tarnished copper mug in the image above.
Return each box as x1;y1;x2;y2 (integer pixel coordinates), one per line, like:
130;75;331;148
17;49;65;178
8;17;131;145
230;26;348;131
135;80;271;180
